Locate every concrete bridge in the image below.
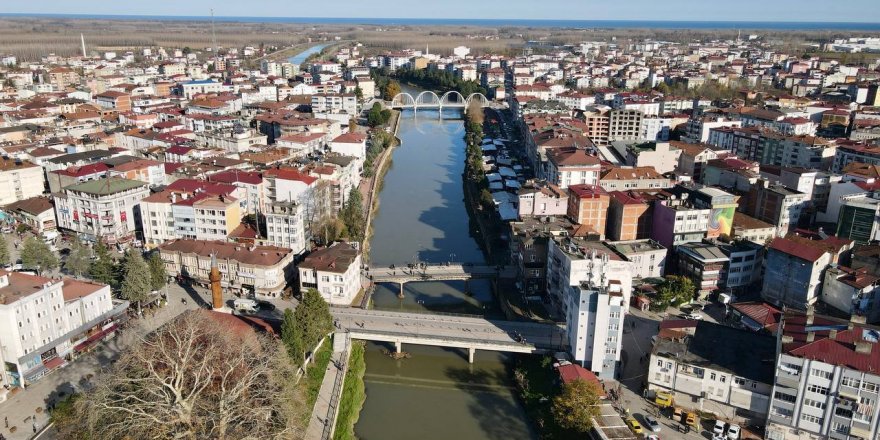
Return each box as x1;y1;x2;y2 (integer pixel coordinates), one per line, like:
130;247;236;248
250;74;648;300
390;91;489;111
366;263;516;298
332;308;566;363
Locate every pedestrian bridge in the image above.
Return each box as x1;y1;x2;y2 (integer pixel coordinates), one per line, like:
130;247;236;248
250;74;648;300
332;308;566;363
390;91;489;110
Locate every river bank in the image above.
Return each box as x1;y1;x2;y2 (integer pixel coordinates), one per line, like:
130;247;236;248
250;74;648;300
359;109;401;261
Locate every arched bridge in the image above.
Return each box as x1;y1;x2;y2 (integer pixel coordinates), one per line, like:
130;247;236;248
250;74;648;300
390;91;489;110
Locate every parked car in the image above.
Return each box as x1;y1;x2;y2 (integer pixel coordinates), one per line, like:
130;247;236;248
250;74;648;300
645;415;661;432
680;313;703;320
713;420;727;435
625;418;643;435
685;412;699;428
256;300;276;311
727;424;741;439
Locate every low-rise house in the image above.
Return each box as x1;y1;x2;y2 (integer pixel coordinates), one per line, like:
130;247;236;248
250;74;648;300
298;242;361;305
159;239;296;298
2;196;55;233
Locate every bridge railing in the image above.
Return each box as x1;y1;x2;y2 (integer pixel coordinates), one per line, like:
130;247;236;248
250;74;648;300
347;327;538;350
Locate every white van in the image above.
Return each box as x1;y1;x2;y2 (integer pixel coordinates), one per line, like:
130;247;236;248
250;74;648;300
233;299;259;313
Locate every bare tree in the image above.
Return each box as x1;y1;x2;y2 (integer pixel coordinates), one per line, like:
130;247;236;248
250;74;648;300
64;311;306;440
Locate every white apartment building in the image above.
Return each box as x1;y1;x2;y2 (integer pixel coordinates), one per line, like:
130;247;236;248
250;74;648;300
298;242;362;305
311;94;358;115
567;281;626;379
159;239;296;298
0;158;44;205
648;321;776;424
0;273;125;390
195;128;268;154
54;177;149;245
265;201;307;256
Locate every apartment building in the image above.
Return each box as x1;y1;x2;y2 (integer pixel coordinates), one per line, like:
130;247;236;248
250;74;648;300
311;93;358;115
265;201;307;256
599;166;672;192
676;242;730;298
298;242;362;305
648;321;776;424
53;178;149;244
159;239;296;298
193;194;241;241
0;273;126;389
766;311;880;440
0;157;44;205
608;109;644;142
762;234;854;310
567;280;626;379
744;182;809;237
607;191;653;241
94;91;131;112
607;239;667;279
545;148;602;189
566;184;610;239
651;194;711;249
547;235;634;324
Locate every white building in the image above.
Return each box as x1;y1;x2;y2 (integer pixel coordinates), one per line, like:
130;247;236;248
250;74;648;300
0;158;45;206
54;177;149;245
648;321;776;424
298;242;362;305
0;273;125;389
311;93;357;115
265;201;307;256
329;133;367;160
567;281;626;379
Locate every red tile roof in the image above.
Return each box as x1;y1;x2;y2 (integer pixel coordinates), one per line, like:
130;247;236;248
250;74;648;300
556;364;605;396
781;312;880;373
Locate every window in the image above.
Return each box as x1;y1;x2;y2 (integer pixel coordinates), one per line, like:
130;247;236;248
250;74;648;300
771;406;793;418
774;391;796;404
835;407;853;418
801;414;822;425
811;368;832;380
862;381;879;393
841;377;861;388
804;398;826;410
806;384;829;395
831;422;850;435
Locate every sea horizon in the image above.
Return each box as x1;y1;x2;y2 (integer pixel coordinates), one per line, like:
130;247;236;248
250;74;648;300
1;13;879;30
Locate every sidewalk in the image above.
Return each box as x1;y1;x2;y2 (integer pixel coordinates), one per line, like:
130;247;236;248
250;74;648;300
304;333;352;440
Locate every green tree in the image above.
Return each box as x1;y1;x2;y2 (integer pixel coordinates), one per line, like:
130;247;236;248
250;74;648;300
291;289;333;367
655;275;696;309
366;102;391;127
552;379;602;433
20;237;58;275
281;308;305;365
341;188;365;242
354;86;363;101
0;234;10;266
382;80;401;101
147;252;167;291
89;240;117;286
120;249;151;314
64;237;91;278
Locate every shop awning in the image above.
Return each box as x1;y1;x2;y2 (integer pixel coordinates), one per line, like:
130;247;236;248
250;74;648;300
74;324;118;352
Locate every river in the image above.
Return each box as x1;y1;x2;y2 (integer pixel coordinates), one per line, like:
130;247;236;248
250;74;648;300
287;43;329;65
356;97;536;439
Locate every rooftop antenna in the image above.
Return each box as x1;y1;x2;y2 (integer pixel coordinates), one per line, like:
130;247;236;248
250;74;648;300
81;33;86;58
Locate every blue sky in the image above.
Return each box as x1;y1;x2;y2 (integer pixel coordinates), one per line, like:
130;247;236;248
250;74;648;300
3;0;879;22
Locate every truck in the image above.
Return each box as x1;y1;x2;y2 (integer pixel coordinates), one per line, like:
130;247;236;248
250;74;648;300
654;392;674;408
